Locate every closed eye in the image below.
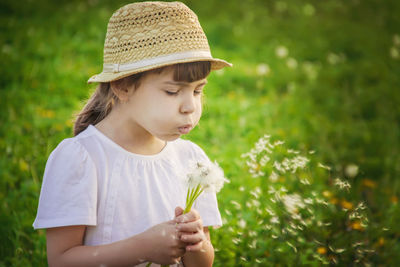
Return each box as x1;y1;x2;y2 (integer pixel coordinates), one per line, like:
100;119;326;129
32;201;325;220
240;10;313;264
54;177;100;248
194;90;203;96
165;90;179;96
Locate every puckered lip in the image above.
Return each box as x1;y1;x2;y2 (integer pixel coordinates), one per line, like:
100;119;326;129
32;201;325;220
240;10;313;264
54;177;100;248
178;124;193;134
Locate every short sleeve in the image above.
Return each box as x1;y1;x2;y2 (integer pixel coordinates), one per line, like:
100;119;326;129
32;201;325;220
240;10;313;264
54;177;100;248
188;142;223;229
33;138;97;229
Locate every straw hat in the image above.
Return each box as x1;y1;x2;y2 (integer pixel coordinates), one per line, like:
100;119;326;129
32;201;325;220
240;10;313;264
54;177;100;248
88;1;232;83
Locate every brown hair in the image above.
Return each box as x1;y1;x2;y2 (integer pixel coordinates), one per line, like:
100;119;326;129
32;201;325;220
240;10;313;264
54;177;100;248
73;61;211;136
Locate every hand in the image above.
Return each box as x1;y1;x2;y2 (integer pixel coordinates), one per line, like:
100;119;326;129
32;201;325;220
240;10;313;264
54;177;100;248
141;219;186;265
174;207;206;252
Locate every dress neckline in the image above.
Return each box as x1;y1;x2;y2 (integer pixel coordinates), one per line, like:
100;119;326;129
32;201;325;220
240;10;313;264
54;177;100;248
87;124;171;160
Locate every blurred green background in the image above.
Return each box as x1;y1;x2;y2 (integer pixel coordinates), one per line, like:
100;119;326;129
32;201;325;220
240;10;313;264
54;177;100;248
1;0;399;265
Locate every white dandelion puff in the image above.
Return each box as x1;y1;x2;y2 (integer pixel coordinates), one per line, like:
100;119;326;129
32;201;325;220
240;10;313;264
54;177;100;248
286;57;298;69
256;63;271;76
275;45;289;58
345;164;359;178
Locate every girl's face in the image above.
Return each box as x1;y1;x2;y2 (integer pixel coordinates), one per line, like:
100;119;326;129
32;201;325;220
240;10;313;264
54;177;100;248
122;68;207;141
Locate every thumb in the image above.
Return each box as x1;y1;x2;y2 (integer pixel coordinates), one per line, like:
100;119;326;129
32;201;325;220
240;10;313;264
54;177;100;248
175;206;184;218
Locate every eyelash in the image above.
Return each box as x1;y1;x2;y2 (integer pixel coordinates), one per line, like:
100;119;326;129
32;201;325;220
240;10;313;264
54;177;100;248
165;89;203;96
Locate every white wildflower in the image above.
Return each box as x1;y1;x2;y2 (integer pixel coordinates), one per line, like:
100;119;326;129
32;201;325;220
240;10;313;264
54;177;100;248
260;155;270;166
270;216;280;224
334;178;351;191
269;171;279;182
230;200;241;209
318;162;331;171
282;193;305;214
238;219;246;228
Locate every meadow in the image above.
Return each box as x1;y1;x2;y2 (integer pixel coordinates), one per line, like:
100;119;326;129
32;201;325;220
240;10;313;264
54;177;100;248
1;0;400;265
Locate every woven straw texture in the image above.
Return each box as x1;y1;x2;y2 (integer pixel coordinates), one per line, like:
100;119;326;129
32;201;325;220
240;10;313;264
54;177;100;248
88;1;232;83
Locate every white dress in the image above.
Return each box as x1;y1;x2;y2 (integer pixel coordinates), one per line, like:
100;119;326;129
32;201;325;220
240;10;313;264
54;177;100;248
33;124;222;266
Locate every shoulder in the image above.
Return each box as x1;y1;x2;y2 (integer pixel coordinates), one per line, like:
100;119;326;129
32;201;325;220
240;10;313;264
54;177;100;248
49;126;96;161
44;129;96;183
45;128;97;179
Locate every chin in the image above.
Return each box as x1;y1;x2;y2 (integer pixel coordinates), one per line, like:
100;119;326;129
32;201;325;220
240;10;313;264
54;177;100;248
159;134;181;142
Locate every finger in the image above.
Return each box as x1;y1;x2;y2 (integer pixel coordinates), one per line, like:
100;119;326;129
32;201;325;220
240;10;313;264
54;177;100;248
176;219;203;232
175;206;184;218
180;231;205;244
173;257;182;264
175;209;200;223
186;241;204;252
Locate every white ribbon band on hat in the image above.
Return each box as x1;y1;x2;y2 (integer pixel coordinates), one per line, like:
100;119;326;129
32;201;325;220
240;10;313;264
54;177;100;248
103;50;213;73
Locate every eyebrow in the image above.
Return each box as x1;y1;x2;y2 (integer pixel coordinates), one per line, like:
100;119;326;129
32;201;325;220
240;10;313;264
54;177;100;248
163;80;208;87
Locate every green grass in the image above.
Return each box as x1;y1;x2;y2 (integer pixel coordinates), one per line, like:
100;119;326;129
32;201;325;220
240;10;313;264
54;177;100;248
1;0;400;265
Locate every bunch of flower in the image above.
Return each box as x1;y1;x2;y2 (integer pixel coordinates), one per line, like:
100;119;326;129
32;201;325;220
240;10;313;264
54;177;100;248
148;160;229;267
182;160;229;214
214;134;374;266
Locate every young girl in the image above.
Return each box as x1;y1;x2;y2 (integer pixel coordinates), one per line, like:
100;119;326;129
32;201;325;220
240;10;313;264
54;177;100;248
33;1;231;267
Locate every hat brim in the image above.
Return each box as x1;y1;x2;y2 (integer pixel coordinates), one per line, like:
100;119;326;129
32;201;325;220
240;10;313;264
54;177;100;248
87;57;232;84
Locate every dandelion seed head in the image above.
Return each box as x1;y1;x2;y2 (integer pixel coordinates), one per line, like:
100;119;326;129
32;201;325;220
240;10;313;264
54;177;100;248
256;63;271;76
275;45;289;58
286;57;298;69
345;164;359;178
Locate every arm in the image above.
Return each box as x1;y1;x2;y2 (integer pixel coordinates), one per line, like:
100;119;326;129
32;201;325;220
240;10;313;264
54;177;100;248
181;227;214;267
47;221;186;267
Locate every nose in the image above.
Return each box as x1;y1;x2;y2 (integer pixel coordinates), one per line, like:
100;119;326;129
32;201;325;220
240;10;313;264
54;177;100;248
180;94;195;114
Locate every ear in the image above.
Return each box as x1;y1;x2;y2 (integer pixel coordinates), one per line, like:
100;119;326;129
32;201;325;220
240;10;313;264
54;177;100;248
110;79;133;102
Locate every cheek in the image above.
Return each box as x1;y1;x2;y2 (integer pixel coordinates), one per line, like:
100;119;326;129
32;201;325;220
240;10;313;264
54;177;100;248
193;100;203;121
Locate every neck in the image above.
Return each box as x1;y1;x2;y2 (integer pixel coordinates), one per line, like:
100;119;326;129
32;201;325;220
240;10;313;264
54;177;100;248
94;106;166;155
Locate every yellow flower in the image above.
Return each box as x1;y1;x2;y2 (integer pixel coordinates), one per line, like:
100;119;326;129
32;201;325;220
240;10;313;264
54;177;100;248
322;190;332;198
362;179;376;188
350;221;364;231
317;247;327;254
330;198;339;205
378;237;385;246
340;199;353;210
